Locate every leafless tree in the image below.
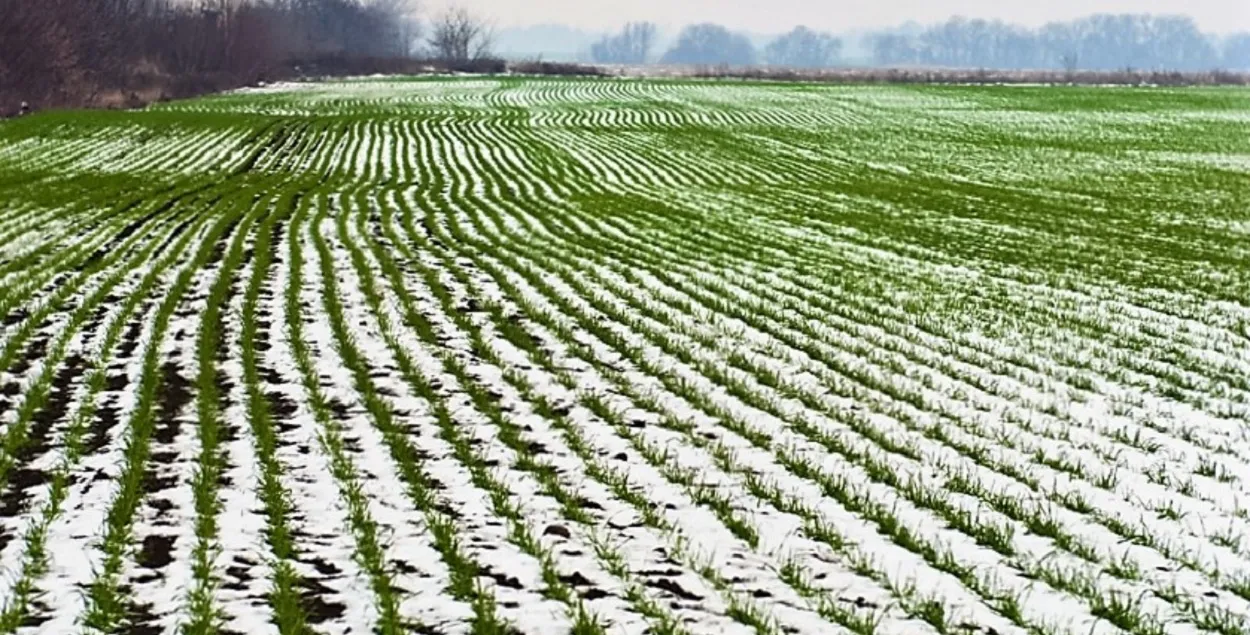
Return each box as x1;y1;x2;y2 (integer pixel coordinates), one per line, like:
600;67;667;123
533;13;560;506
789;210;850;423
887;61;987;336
1227;34;1250;70
427;6;494;62
660;23;756;66
1061;52;1079;78
376;0;423;57
0;0;93;104
591;21;657;64
0;0;443;111
764;26;841;68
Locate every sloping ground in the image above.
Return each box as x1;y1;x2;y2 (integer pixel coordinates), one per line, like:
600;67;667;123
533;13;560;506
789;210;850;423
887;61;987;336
0;78;1249;635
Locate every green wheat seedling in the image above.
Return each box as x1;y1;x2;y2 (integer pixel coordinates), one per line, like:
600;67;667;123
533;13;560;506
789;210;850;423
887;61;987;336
1;77;1247;635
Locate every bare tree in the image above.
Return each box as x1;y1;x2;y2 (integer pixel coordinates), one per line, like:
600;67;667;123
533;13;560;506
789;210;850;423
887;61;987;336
660;23;756;66
1226;34;1250;70
591;21;657;64
869;14;1220;71
764;26;841;68
0;0;434;110
375;0;422;58
427;6;494;62
0;0;99;105
1060;52;1079;79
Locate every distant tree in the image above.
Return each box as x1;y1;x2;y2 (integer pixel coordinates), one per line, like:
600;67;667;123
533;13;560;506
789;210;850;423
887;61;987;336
275;0;423;58
868;13;1220;71
764;26;841;68
1;0;432;109
870;33;918;66
1060;52;1079;76
1144;15;1219;70
370;0;422;57
660;23;756;66
1222;33;1250;70
427;6;494;62
1039;21;1078;70
591;21;656;64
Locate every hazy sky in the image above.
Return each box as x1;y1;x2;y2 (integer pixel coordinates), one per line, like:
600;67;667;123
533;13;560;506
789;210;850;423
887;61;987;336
436;0;1250;34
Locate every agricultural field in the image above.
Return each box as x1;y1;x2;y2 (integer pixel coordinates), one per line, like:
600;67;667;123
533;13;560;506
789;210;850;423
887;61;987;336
0;77;1249;635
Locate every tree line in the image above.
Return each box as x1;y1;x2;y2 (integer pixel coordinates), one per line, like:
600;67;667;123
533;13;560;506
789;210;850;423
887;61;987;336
4;4;1248;113
872;14;1247;71
1;0;500;110
589;22;841;68
590;15;1250;71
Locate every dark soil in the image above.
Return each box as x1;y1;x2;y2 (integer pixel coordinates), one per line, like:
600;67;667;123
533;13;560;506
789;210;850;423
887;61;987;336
85;400;120;454
137;534;176;569
296;577;347;624
140;470;178;495
18;599;51;628
152;361;192;445
326;399;350;420
78;207;162;272
478;564;524;589
558;571;594;587
543;524;571;539
260;366;283;385
143;362;192;519
155;212;201;258
392;559;421;576
9;335;50;376
2;307;28;327
0;354;87;551
146;498;174;514
105;374;127;391
82;304;110;337
121;584;163;635
646;577;703;601
116;318;145;359
223;561;251;592
305;556;342;577
214;365;237;488
580;587;610;600
267;388;300;436
207;219;241;266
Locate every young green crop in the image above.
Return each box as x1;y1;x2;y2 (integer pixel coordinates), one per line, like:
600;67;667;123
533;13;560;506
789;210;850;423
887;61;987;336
1;77;1247;635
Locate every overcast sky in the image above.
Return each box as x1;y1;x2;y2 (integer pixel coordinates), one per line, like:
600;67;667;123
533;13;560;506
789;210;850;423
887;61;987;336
435;0;1250;34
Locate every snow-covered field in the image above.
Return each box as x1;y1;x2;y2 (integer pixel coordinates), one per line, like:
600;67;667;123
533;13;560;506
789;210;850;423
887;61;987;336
0;78;1249;635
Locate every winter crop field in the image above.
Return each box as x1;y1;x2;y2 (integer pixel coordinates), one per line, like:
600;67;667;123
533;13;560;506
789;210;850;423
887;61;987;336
0;77;1249;635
